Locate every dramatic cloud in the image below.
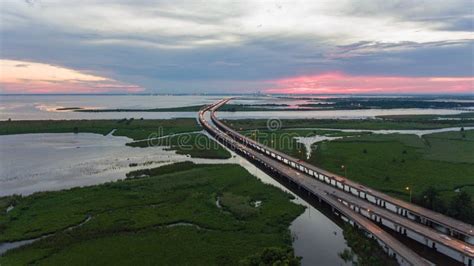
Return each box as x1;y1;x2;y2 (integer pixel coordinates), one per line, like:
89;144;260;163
266;72;474;94
0;60;143;93
0;0;472;93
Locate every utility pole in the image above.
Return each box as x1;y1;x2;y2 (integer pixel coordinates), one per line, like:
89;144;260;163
341;165;347;178
406;186;412;202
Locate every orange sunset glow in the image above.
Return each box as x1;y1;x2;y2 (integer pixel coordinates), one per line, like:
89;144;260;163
0;60;143;94
1;2;474;265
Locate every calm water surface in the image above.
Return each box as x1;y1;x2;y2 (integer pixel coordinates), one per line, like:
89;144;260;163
0;132;244;196
3;95;468;264
1;95;467;120
0;95;220;120
0;133;184;196
0;132;351;265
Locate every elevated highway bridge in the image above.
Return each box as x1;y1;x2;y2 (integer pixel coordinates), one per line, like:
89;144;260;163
199;98;474;266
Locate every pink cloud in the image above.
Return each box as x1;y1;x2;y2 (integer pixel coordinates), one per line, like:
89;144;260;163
0;60;144;94
265;72;474;94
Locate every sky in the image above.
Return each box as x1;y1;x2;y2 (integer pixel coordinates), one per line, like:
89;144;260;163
0;0;473;94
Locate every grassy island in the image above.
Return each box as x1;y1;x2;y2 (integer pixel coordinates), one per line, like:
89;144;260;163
0;162;305;265
0;119;231;159
227;117;474;224
0;118;200;139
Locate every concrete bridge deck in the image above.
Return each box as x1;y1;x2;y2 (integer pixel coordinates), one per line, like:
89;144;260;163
212;98;474;245
199;101;430;266
201;98;474;265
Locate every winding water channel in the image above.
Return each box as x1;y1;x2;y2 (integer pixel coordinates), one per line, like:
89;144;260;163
1;95;471;264
294;126;474;159
2;123;471;264
0;132;352;265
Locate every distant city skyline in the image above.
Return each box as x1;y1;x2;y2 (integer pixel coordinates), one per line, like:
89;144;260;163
1;1;473;94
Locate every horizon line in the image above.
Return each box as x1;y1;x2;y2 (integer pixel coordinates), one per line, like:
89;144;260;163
1;93;474;97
